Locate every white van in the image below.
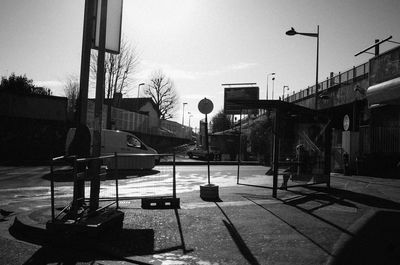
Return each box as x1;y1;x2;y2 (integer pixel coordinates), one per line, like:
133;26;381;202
66;128;158;170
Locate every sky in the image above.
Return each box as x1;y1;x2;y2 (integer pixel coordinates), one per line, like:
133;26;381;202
1;0;400;129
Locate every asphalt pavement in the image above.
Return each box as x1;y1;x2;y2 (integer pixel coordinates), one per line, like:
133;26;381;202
1;163;400;265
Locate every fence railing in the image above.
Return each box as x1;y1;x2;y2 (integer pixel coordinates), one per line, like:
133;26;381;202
286;61;369;104
49;153;177;222
360;126;400;154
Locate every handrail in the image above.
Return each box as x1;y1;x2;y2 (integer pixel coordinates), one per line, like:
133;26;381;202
287;61;369;104
74;153;174;163
52;155;70;161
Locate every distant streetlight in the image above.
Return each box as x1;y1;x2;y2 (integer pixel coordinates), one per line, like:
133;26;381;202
182;102;187;125
266;72;275;100
271;76;276;99
189;114;193;128
286;25;319;109
282;85;289;101
137;83;145;98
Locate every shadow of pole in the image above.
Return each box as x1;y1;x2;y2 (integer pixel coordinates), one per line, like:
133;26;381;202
329;210;400;265
9;217;152;265
174;208;193;254
276;191;355;236
215;202;261;265
243;196;334;257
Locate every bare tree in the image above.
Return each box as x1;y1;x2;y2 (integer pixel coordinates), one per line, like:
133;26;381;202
64;75;80;116
90;37;140;99
90;37;140;128
144;70;179;120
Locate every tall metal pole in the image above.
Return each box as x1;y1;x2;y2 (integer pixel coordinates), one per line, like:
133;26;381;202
182;102;187;125
282;85;289;101
90;0;108;212
286;26;320;109
237;109;242;184
272;109;280;198
205;113;211;185
78;0;95;126
315;25;320;110
137;83;145;98
266;73;275;100
272;77;275;99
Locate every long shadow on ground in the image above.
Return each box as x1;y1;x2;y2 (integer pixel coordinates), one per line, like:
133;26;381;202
280;186;400;264
215;202;261;265
305;186;400;210
330;210;400;265
9;217;153;264
9;210;191;265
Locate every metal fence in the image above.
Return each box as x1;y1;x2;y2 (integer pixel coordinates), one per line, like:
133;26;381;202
49;153;177;222
287;61;369;103
360;126;400;154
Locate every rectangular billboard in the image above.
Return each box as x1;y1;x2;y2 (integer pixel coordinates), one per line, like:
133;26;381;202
93;0;123;54
224;86;259;115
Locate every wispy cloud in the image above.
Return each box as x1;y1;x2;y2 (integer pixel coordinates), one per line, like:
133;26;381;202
136;61;258;81
228;62;258;71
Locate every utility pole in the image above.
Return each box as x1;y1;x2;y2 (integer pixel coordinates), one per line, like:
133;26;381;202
90;0;108;212
78;0;96;126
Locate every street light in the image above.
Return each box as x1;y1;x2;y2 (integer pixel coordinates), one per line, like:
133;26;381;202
271;76;276;99
286;25;319;109
282;85;289;101
182;102;187;125
266;72;275;100
189;114;193;128
137;83;145;98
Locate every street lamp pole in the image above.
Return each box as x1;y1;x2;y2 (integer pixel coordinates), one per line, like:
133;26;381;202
137;83;145;98
315;25;320;109
189;114;193;128
282;85;289;101
286;25;320;109
182;102;187;125
272;76;276;99
266;72;275;100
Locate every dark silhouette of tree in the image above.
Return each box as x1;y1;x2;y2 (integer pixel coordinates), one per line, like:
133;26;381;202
0;73;52;95
249;117;273;165
144;70;178;120
211;110;232;133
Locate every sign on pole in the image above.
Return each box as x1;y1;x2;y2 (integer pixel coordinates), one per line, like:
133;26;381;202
198;98;214;114
224;86;259;115
93;0;123;54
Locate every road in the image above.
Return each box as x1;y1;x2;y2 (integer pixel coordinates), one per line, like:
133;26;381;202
0;163;270;216
2;163;400;264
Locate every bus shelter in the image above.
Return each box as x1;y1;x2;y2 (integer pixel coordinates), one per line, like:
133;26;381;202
231;100;331;197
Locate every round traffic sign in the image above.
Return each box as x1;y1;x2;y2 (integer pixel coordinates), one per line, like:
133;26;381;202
198;98;214;114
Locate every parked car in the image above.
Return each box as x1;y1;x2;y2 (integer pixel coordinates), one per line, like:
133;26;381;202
66;128;158;170
187;145;221;161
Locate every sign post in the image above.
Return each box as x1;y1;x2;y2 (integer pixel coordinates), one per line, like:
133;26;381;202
198;98;219;201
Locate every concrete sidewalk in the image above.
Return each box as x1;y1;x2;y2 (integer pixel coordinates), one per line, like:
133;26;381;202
1;173;400;264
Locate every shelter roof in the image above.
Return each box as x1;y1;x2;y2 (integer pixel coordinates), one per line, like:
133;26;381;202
229;99;319;117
